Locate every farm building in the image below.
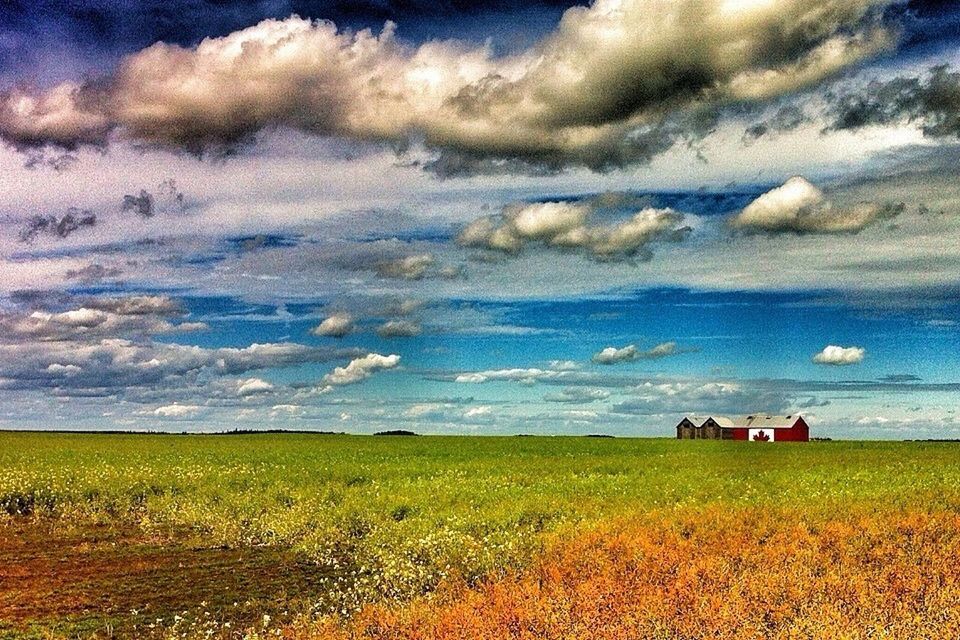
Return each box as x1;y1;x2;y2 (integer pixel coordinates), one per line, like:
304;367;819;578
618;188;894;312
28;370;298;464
676;415;809;442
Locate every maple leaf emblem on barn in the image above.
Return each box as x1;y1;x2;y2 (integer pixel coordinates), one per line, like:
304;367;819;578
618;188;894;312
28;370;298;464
752;430;770;442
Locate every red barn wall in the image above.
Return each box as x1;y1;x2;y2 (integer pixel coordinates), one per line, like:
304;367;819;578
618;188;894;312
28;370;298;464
776;417;810;441
727;418;809;442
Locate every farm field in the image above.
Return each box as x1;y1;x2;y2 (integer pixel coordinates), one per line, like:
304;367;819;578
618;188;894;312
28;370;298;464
2;432;960;639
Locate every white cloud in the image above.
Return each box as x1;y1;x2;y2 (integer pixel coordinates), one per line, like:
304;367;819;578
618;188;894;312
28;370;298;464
236;377;275;396
731;176;902;234
592;341;679;364
593;345;638;364
459;201;689;260
454;367;569;384
376;254;435;280
147;403;203;419
509;202;590;240
376;320;421;338
46;363;81;376
812;344;865;365
311;313;354;337
321;352;400;386
0;82;111;150
464;405;492;418
543;387;610;403
548;360;581;371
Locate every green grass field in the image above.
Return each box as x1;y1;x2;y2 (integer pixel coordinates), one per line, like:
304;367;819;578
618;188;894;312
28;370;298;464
2;433;960;638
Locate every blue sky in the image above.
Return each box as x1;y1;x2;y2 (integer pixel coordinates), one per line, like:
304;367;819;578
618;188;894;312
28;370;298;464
1;0;959;437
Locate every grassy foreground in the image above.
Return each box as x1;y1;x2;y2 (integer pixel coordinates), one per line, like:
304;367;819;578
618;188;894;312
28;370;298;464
2;432;960;638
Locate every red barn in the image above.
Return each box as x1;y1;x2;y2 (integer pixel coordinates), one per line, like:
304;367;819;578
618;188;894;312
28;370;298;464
676;415;809;441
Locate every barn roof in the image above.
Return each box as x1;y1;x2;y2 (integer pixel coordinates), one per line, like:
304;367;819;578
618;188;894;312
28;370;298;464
677;414;805;428
712;414;803;429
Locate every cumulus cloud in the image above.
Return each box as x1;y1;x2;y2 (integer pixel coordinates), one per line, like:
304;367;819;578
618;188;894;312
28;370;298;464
311;313;354;337
730;176;903;234
236;377;275;396
592;341;682;364
376;320;422;338
812;344;865;365
0;0;897;172
464;405;492;418
0;82;111;150
376;254;435;280
145;403;204;419
321;352;400;386
459;200;690;261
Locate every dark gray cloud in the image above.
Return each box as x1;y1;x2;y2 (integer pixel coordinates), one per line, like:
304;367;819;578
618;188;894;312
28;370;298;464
23;151;79;172
63;263;123;282
878;373;923;383
121;190;154;217
122;179;186;217
16;178;187;245
825;64;960;138
19;208;97;242
743;105;806;142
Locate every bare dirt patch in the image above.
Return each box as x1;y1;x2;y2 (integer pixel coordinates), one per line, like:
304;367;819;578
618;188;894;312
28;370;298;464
0;518;334;638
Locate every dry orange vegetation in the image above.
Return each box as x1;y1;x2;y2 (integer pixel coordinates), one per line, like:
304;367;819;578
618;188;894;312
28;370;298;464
301;507;960;640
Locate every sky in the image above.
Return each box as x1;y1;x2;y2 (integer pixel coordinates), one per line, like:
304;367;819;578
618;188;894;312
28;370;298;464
1;0;959;437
